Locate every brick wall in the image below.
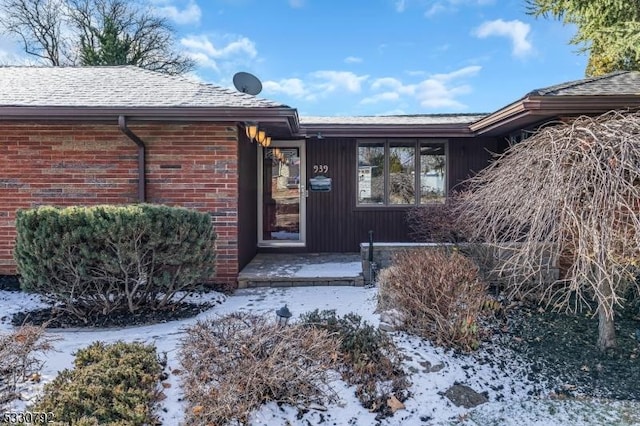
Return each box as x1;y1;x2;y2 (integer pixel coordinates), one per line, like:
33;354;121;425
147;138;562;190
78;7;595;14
0;121;240;285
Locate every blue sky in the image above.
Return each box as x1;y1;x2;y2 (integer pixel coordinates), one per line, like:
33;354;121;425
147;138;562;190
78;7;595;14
0;0;588;116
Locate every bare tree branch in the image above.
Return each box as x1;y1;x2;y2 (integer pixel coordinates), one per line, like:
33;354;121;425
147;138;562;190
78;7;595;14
457;110;640;350
0;0;193;74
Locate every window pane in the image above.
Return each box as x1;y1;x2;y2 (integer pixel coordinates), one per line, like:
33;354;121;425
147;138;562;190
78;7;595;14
389;144;415;204
420;144;446;203
358;142;385;204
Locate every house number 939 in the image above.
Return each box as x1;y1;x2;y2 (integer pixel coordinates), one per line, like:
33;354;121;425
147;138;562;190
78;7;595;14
313;164;328;173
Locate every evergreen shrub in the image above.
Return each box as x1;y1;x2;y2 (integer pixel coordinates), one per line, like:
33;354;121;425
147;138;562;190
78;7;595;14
14;204;215;320
300;310;409;418
32;341;162;425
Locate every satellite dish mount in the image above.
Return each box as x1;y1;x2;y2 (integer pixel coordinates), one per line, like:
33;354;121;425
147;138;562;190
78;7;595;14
233;72;262;96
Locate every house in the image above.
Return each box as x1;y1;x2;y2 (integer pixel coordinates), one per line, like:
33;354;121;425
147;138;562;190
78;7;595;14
1;66;640;286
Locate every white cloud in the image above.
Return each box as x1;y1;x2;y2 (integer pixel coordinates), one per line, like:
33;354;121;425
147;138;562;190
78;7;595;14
0;35;34;65
363;66;481;110
310;71;369;93
425;0;495;17
181;34;257;72
425;3;446;17
153;0;202;25
289;0;305;7
263;78;313;100
263;70;369;101
361;92;401;104
432;65;482;81
474;19;533;58
344;56;363;64
371;77;403;91
394;0;406;12
263;66;479;112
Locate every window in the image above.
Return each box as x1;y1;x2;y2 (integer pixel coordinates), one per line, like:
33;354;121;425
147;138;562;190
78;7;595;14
357;139;446;206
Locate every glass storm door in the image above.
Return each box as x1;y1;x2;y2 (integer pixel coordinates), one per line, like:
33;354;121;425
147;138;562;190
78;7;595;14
258;140;306;246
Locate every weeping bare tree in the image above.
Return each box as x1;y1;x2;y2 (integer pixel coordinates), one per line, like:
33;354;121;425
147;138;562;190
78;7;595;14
457;110;640;351
0;0;194;74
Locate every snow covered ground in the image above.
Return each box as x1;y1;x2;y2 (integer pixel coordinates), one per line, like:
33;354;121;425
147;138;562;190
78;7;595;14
1;286;639;425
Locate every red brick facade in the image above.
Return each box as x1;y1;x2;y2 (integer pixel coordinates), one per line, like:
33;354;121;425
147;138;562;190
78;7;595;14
0;121;240;285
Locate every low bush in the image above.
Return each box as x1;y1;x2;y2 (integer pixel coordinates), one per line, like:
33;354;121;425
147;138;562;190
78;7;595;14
32;341;162;425
300;310;410;419
0;325;55;409
14;204;215;321
378;248;489;352
180;313;340;425
406;197;465;243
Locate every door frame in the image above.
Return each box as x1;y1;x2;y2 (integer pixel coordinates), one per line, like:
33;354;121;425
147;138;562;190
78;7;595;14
257;139;306;247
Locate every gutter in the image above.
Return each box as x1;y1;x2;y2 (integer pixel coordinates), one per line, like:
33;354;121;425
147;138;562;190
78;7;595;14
0;106;300;132
118;115;146;202
298;124;475;138
470;95;640;136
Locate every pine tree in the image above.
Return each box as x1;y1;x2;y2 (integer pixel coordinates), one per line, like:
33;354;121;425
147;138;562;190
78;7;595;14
80;17;132;66
529;0;640;76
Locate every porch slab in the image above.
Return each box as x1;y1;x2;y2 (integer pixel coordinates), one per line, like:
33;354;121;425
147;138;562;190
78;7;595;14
237;253;364;288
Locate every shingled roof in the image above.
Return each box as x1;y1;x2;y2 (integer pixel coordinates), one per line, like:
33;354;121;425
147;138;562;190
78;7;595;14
0;65;287;108
527;71;640;97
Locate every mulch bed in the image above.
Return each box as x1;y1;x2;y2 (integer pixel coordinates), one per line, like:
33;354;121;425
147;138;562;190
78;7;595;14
501;302;640;400
11;302;217;329
2;274;221;328
0;275;20;291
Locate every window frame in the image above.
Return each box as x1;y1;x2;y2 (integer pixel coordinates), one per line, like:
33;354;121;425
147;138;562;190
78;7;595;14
355;138;448;208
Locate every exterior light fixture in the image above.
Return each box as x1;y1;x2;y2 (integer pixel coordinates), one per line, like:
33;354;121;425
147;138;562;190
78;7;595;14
256;130;267;145
264;136;272;147
275;304;292;326
245;122;259;141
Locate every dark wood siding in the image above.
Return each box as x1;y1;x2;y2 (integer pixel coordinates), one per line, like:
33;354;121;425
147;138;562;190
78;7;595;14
304;136;498;252
448;137;498;191
238;131;257;269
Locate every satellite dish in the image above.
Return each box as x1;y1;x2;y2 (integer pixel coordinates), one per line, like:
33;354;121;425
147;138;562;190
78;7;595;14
233;71;262;96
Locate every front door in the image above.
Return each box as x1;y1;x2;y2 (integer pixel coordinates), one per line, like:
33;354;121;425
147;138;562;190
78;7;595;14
258;140;306;247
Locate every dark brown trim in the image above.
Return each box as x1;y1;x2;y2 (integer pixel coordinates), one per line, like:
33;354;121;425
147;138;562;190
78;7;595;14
118;115;146;202
0;106;300;134
298;124;473;138
471;95;640;136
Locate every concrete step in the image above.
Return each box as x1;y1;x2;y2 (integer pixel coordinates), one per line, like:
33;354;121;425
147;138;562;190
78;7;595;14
237;253;364;289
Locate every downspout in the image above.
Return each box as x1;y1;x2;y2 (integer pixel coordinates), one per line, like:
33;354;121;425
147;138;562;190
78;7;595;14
118;115;146;202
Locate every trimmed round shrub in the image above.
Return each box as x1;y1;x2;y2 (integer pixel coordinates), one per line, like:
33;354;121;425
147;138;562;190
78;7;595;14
14;204;215;320
378;248;489;352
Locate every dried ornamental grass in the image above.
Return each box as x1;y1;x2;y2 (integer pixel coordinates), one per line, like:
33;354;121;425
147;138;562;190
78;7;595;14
378;248;489;352
0;325;56;408
180;313;340;425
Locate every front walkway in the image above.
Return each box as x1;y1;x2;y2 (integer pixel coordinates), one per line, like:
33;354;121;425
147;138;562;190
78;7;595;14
237;253;364;288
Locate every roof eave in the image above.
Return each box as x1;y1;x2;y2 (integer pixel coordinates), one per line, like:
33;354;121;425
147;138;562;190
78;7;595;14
471;95;640;136
298;123;474;138
0;105;300;134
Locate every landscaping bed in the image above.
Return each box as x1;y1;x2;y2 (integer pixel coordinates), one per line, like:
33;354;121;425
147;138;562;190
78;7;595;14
501;303;640;401
2;284;640;425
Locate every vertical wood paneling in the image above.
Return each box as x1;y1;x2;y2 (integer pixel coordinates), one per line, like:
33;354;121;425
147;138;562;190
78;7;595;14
238;131;257;269
448;137;498;191
271;136;499;253
306;138;413;252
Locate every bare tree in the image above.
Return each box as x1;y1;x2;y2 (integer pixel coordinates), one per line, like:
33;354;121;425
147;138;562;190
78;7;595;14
457;111;640;350
0;0;70;65
0;0;194;74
